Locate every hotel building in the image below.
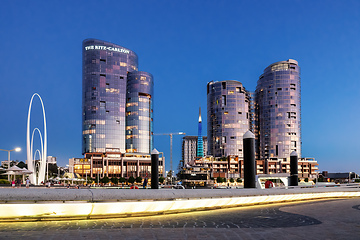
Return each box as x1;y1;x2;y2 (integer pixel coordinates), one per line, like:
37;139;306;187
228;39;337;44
81;39;159;179
82;39;138;154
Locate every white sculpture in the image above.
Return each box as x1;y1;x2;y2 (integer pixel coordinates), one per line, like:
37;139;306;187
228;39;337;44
26;93;47;185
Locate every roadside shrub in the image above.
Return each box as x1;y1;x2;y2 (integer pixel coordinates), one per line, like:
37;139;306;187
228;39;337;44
135;176;142;183
128;176;135;184
216;177;226;183
119;177;126;184
101;176;110;184
111;177;118;185
0;179;9;184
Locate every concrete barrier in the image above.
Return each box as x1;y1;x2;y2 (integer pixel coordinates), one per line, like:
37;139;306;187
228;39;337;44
0;185;359;221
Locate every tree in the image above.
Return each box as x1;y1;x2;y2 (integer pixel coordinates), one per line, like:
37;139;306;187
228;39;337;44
101;176;110;184
111;177;118;185
135;176;142;183
304;178;309;182
128;176;135;184
86;176;94;184
47;163;59;177
159;176;165;184
119;177;126;184
216;176;225;183
236;178;242;183
230;178;234;183
17;161;27;169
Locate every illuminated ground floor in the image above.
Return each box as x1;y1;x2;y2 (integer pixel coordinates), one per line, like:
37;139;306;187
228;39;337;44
69;152;165;179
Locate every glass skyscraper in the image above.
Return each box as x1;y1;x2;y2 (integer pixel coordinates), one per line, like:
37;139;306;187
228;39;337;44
255;59;301;159
126;71;153;154
207;80;253;158
82;39;138;154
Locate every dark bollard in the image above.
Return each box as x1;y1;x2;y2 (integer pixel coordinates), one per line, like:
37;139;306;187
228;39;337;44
151;148;159;189
243;131;256;188
290;151;298;186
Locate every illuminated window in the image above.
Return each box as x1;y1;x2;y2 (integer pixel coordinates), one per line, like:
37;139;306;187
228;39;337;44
126;102;138;107
222;95;226;107
96;120;105;125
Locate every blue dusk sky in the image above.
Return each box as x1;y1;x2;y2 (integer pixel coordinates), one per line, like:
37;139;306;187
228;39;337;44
0;0;359;174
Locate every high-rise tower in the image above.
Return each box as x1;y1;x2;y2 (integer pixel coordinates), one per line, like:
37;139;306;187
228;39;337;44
255;59;301;159
197;107;204;157
207;80;253;158
125;71;154;154
82;39;138;154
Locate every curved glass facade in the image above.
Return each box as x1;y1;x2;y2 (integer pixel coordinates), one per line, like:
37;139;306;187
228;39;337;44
82;39;138;154
125;71;153;154
207;80;253;158
255;59;301;159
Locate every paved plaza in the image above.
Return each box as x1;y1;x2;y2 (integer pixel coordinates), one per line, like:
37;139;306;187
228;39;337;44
0;197;359;239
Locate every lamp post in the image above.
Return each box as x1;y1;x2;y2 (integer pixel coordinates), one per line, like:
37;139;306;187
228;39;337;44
0;147;21;181
349;172;352;184
66;164;74;174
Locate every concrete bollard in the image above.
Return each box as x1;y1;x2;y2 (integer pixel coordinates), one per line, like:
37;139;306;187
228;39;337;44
151;148;159;189
243;131;256;188
290;151;298;186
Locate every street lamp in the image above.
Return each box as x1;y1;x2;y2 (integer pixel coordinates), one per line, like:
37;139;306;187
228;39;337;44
0;147;21;180
349;172;352;184
66;164;73;174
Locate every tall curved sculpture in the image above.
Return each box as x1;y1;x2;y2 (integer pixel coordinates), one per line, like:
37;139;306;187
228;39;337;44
26;93;47;185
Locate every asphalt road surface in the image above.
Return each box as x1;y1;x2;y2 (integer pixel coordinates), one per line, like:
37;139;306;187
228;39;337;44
0;198;359;240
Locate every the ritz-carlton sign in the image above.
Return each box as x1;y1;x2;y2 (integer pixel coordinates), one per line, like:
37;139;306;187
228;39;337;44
85;45;130;54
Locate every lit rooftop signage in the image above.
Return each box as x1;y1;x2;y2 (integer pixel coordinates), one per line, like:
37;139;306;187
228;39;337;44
85;45;130;54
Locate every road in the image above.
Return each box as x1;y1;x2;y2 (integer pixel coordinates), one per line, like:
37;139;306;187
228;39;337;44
0;198;359;239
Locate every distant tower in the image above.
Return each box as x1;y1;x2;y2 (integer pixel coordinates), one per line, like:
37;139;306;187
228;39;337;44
197;107;204;157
